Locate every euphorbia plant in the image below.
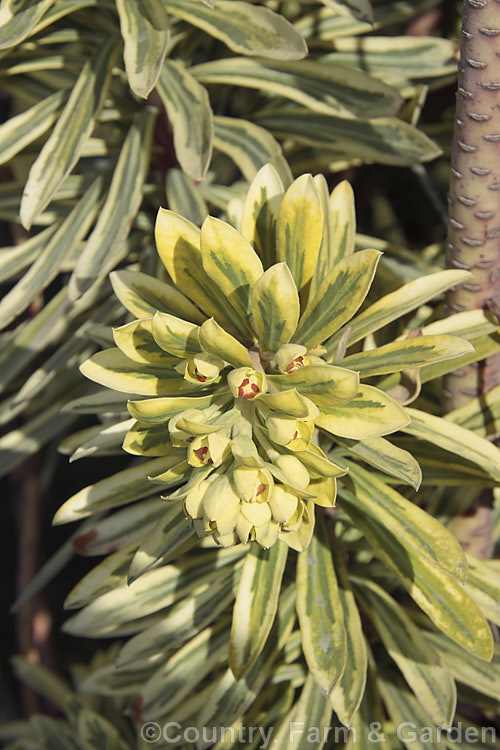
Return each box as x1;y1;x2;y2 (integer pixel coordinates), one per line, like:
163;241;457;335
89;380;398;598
11;163;500;748
78;164;471;551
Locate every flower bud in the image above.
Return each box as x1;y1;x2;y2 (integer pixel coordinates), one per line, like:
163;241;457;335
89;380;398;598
232;466;273;503
272;454;310;490
269;485;298;523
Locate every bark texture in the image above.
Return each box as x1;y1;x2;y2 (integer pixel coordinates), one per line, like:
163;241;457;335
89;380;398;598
446;0;500;410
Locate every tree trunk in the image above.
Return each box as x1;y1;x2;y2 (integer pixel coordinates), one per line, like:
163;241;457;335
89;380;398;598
445;0;500;411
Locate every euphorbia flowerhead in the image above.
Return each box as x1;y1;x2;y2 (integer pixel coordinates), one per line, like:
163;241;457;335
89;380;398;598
81;165;473;549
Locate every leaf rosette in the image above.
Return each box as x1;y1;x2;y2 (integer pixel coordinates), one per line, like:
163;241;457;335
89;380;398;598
80;165;472;550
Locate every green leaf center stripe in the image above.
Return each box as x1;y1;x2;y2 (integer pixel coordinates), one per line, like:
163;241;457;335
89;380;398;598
293;249;381;347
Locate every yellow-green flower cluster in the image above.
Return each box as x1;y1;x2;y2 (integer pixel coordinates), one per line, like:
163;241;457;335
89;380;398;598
81;165;415;549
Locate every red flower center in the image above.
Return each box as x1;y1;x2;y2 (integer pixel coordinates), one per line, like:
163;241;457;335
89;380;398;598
237;377;260;400
285;356;304;373
194;367;207;382
195;446;213;464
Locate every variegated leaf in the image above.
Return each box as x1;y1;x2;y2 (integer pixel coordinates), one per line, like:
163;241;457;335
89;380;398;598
0;89;64;165
70;107;155;298
117;571;237;668
326;269;471;354
155;208;251;335
344;463;467;581
251;263;300;352
0;178;102;328
355;579;456;729
116;0;169;98
269;365;359;408
240;163;284;268
157;60;213;180
80;348;193;396
127;503;194;582
213;116;292;183
166;0;307;60
310;179;356;299
192;57;400;118
254;109;441;166
53;456;180;523
20;39;118;228
276;174;323;304
0;0;56;49
294;249;381;347
317;384;409;439
166;168;208;227
199;318;252;367
329;548;367;727
296;516;346;695
110;268;206;324
127;392;229;424
201;215;263;321
404;408;500;482
343;498;493;661
339;335;473;377
338;436;422;490
230;541;288;678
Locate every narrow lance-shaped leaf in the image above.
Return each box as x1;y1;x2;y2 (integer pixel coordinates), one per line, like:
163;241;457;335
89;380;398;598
326;269;471;355
254;109;442;167
345;462;467;582
155;208;252;336
157;60;213;181
70;107;155;298
272;673;332;749
342;496;494;661
116;0;169;98
339;335;474;377
113;318;178;367
0;178;102;328
230;541;288;679
109;268;205;324
269;365;359;408
127;503;194;582
251;263;300;352
354;578;456;729
338;436;422;490
240;163;284;268
320;0;374;22
0;89;65;166
276;174;323;301
404;408;500;482
294;249;381;347
0;0;56;50
310;177;356;299
200;215;263;321
53;456;181;523
296;515;347;696
165;0;307;60
213;116;291;184
199;318;252;367
317;384;409;440
329;547;367;728
20;39;118;228
166;168;208;227
191;57;401;118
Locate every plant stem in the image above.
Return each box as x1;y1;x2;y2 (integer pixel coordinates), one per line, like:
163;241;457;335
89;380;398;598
445;0;500;411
